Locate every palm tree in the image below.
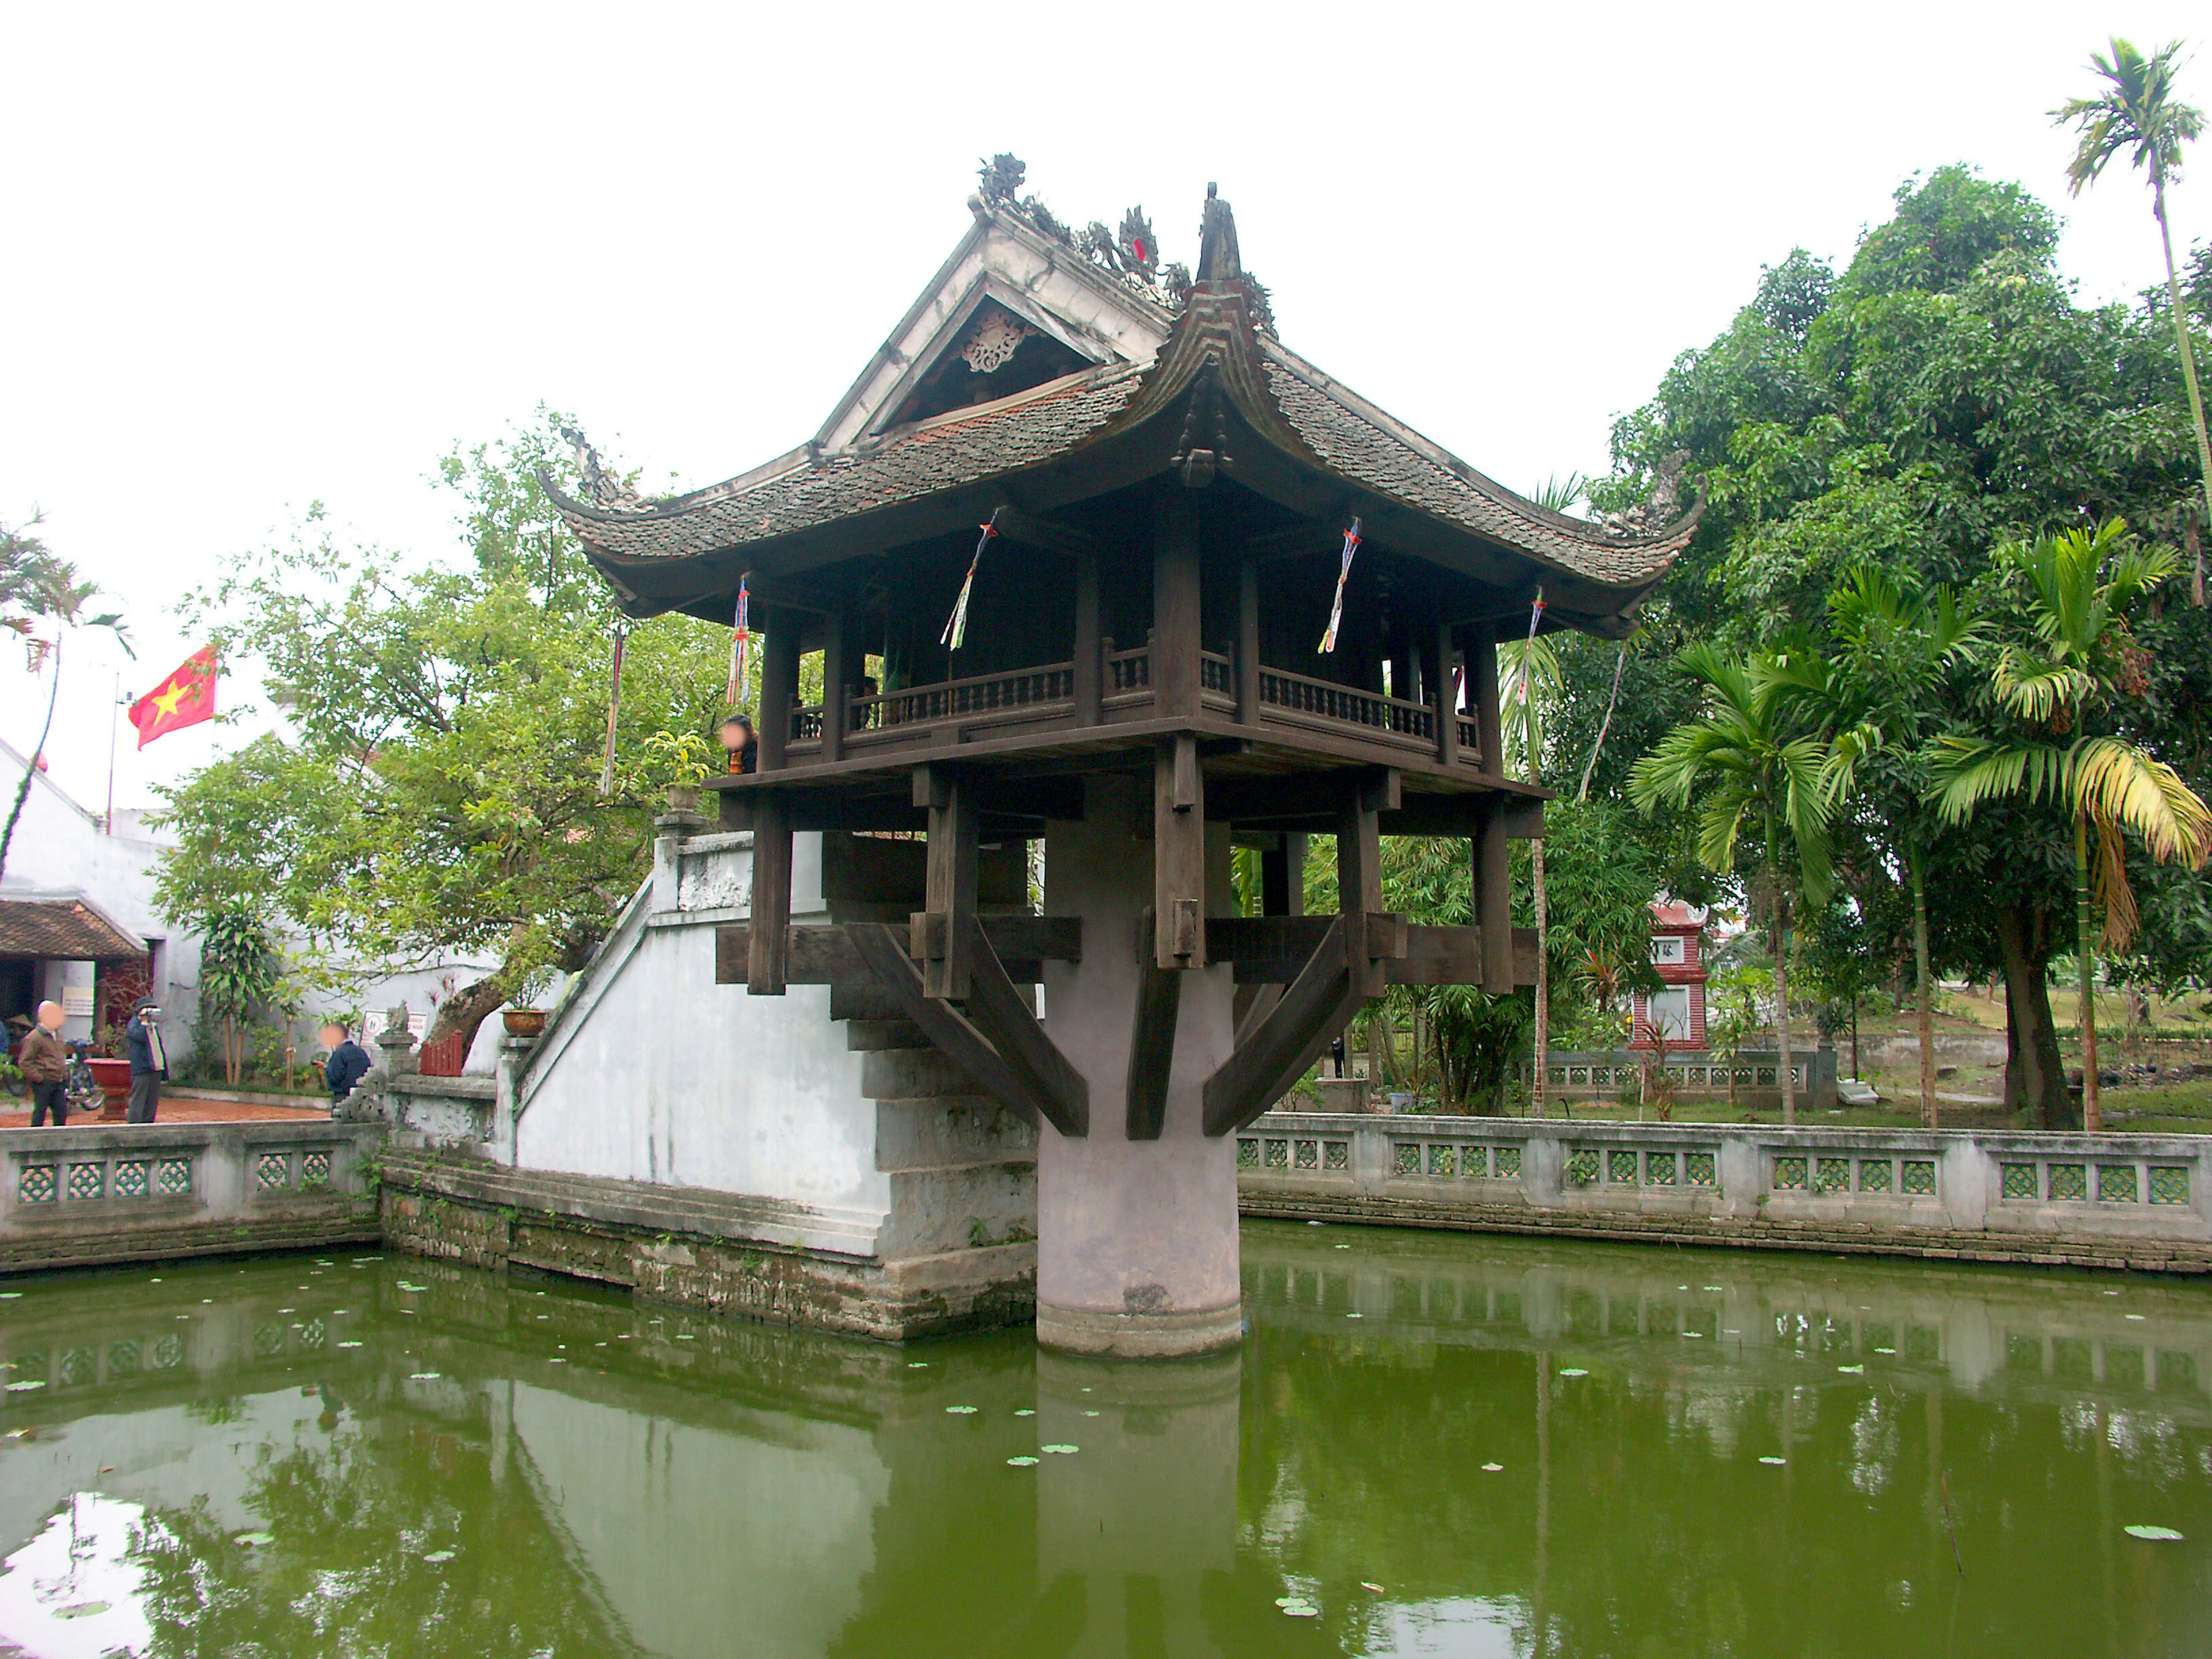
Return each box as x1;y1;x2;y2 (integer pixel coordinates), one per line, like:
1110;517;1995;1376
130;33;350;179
1;518;130;880
1825;569;1986;1128
1500;620;1561;1114
2055;38;2212;594
1931;520;2212;1132
1630;643;1841;1124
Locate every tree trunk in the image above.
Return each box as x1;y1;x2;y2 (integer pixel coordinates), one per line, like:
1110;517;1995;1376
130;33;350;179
1910;846;1937;1130
2154;181;2212;578
2074;810;2101;1134
1995;901;2074;1129
425;974;512;1059
1577;638;1629;802
1774;892;1794;1126
1532;837;1550;1118
0;638;63;886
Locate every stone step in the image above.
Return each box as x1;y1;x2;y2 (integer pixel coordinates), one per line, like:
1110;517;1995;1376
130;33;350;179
876;1162;1038;1259
861;1044;982;1103
844;1018;929;1052
876;1096;1037;1172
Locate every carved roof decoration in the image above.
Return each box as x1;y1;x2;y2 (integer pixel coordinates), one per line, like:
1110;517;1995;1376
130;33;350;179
547;175;1698;632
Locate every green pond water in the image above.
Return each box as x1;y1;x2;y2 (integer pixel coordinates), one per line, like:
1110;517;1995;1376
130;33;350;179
3;1224;2210;1658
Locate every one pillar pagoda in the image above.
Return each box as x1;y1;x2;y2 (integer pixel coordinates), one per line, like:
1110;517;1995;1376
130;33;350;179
550;172;1694;1356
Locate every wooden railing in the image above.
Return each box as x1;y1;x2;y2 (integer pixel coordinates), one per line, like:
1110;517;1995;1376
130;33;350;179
1257;665;1435;747
768;644;1499;772
1107;646;1150;695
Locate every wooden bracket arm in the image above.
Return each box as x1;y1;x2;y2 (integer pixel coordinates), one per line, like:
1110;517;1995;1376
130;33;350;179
846;924;1062;1134
1126;960;1181;1141
1200;916;1369;1137
956;916;1088;1138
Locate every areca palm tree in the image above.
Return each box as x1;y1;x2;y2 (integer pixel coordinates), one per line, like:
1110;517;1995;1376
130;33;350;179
1825;568;1986;1127
1630;643;1842;1124
2055;38;2212;592
1931;520;2212;1132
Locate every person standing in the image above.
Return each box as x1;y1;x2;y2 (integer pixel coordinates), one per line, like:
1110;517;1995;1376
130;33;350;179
19;1001;70;1127
719;714;757;774
321;1021;370;1106
124;999;168;1124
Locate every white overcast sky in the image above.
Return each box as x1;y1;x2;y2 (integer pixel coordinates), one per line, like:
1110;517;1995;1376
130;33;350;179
4;1;2207;817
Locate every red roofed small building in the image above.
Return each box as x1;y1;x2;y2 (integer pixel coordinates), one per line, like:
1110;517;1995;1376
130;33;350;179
1631;900;1707;1046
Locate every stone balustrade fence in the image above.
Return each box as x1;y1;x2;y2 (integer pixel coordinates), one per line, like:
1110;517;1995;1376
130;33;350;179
1238;1111;2212;1272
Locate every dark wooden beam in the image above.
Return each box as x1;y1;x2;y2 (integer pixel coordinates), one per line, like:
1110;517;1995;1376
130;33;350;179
957;917;1087;1137
844;925;1046;1132
1153;495;1202;720
916;764;978;999
1200;915;1369;1136
1469;622;1504;783
757;605;800;773
1153;734;1206;968
1260;830;1306;918
993;505;1099;560
1207;768;1402;827
1236;554;1261;725
1336;772;1388;997
714;916;1080;986
1073;550;1102;726
820;604;849;765
747;796;793;995
1435;616;1460;768
1126;946;1181;1141
1474;796;1514;994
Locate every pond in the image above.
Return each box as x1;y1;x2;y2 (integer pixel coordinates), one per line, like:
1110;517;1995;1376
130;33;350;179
2;1224;2209;1657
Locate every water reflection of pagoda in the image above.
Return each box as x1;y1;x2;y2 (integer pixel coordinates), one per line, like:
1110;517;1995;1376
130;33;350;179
550;165;1694;1356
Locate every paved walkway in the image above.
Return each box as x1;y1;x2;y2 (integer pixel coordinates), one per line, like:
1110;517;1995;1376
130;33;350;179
0;1092;331;1130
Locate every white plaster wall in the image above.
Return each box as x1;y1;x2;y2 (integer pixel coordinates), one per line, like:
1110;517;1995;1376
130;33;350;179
512;832;890;1236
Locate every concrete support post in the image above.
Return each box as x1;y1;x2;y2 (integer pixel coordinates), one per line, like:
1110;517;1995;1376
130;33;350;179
1037;774;1240;1357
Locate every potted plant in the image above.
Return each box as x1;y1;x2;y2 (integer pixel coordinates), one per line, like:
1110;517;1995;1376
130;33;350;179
502;1008;548;1038
644;729;716;812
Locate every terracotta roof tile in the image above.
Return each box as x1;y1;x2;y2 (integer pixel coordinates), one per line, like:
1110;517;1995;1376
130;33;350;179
0;899;143;961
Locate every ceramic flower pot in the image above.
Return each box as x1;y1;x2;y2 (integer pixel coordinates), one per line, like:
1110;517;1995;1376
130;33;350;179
86;1056;133;1121
502;1008;548;1039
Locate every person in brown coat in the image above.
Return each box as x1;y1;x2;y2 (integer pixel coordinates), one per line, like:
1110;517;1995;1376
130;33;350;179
19;1001;69;1127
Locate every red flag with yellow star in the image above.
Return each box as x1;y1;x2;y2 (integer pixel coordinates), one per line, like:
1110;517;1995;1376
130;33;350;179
128;646;218;748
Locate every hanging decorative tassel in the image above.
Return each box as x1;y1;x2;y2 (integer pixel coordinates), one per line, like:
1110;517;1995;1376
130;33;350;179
597;625;627;797
725;575;751;706
1522;586;1546;699
942;512;1002;653
1318;517;1362;653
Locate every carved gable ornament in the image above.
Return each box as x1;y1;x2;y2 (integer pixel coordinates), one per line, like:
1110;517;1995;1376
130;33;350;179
959;310;1032;374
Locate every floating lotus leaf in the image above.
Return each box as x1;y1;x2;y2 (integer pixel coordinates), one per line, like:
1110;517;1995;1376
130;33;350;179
2125;1525;2184;1541
1006;1456;1039;1467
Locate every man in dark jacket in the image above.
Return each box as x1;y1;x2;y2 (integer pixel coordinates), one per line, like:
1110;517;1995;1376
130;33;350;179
124;1001;168;1124
20;1001;69;1126
321;1022;371;1105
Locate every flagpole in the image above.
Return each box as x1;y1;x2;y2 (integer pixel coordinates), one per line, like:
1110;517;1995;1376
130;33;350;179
104;669;120;835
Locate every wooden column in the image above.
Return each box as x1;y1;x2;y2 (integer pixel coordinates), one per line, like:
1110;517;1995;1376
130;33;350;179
757;605;800;772
1469;623;1503;778
1153;497;1202;719
1387;622;1418;709
1236;554;1261;725
1073;551;1102;727
1435;619;1460;767
1474;797;1514;994
914;764;978;999
748;795;792;995
1338;777;1385;997
1153;734;1205;968
821;607;849;765
1260;831;1307;918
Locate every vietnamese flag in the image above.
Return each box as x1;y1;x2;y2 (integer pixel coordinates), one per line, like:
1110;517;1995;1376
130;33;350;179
129;646;218;748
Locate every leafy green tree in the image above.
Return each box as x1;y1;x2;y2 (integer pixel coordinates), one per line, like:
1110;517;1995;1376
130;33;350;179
198;904;282;1085
0;514;130;879
1824;568;1986;1124
1931;520;2212;1131
2055;37;2212;574
155;414;733;1053
1630;643;1843;1123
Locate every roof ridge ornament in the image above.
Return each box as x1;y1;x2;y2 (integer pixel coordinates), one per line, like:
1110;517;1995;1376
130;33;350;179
1196;183;1241;282
559;426;643;511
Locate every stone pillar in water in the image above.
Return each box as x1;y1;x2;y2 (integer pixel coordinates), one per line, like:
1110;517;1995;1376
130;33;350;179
1036;776;1242;1357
